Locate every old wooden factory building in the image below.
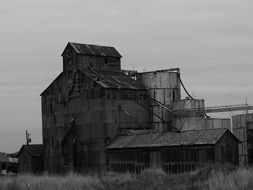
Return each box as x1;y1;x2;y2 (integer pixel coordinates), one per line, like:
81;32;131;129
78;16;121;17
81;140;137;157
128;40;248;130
41;42;248;174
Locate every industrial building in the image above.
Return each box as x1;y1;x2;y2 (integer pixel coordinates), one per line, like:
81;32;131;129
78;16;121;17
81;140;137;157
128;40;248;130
232;113;253;166
41;42;250;173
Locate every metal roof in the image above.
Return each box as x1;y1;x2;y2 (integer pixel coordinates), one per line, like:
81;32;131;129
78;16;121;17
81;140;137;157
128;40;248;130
68;42;122;58
82;69;144;90
106;128;237;149
18;144;44;157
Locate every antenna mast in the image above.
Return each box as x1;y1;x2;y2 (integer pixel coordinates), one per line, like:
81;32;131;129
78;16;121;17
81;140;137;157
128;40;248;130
26;130;32;145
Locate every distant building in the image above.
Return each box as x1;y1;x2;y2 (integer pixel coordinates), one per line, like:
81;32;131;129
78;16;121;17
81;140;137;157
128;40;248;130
17;144;44;174
0;152;18;175
41;42;241;174
232;113;253;166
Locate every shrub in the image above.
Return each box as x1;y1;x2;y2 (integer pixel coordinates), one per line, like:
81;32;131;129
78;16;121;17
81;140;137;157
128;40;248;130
0;166;252;190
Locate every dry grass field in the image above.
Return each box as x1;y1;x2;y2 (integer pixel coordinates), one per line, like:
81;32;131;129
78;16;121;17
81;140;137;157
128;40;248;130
0;164;252;190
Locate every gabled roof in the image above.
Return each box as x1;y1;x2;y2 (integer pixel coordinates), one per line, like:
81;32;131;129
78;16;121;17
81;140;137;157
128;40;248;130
63;42;122;58
40;69;144;96
40;72;63;96
106;128;239;150
81;69;144;90
17;144;44;157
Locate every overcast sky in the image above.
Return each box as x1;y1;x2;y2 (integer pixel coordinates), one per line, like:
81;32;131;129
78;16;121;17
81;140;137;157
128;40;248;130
0;0;252;153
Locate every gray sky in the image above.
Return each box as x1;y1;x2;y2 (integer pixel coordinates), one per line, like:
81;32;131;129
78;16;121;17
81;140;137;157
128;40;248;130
0;0;253;153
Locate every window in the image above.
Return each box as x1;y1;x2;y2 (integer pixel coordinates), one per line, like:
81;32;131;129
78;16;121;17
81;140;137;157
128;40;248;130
104;58;108;64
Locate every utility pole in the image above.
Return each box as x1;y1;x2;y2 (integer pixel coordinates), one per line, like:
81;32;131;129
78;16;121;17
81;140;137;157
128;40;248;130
26;130;32;145
245;98;248;166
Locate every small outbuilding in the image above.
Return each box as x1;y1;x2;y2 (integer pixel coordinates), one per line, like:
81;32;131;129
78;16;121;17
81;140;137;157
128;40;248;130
106;128;240;174
0;152;18;175
0;152;11;175
17;144;44;174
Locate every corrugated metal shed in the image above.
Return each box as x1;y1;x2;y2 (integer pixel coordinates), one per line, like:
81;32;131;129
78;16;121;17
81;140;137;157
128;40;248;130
67;42;122;58
107;128;238;149
18;145;44;157
82;69;144;89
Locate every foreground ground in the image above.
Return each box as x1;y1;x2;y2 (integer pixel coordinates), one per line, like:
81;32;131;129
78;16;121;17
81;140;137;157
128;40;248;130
0;164;252;190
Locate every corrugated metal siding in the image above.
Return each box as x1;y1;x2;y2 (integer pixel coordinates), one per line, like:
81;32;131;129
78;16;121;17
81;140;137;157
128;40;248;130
107;128;229;149
70;42;122;58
